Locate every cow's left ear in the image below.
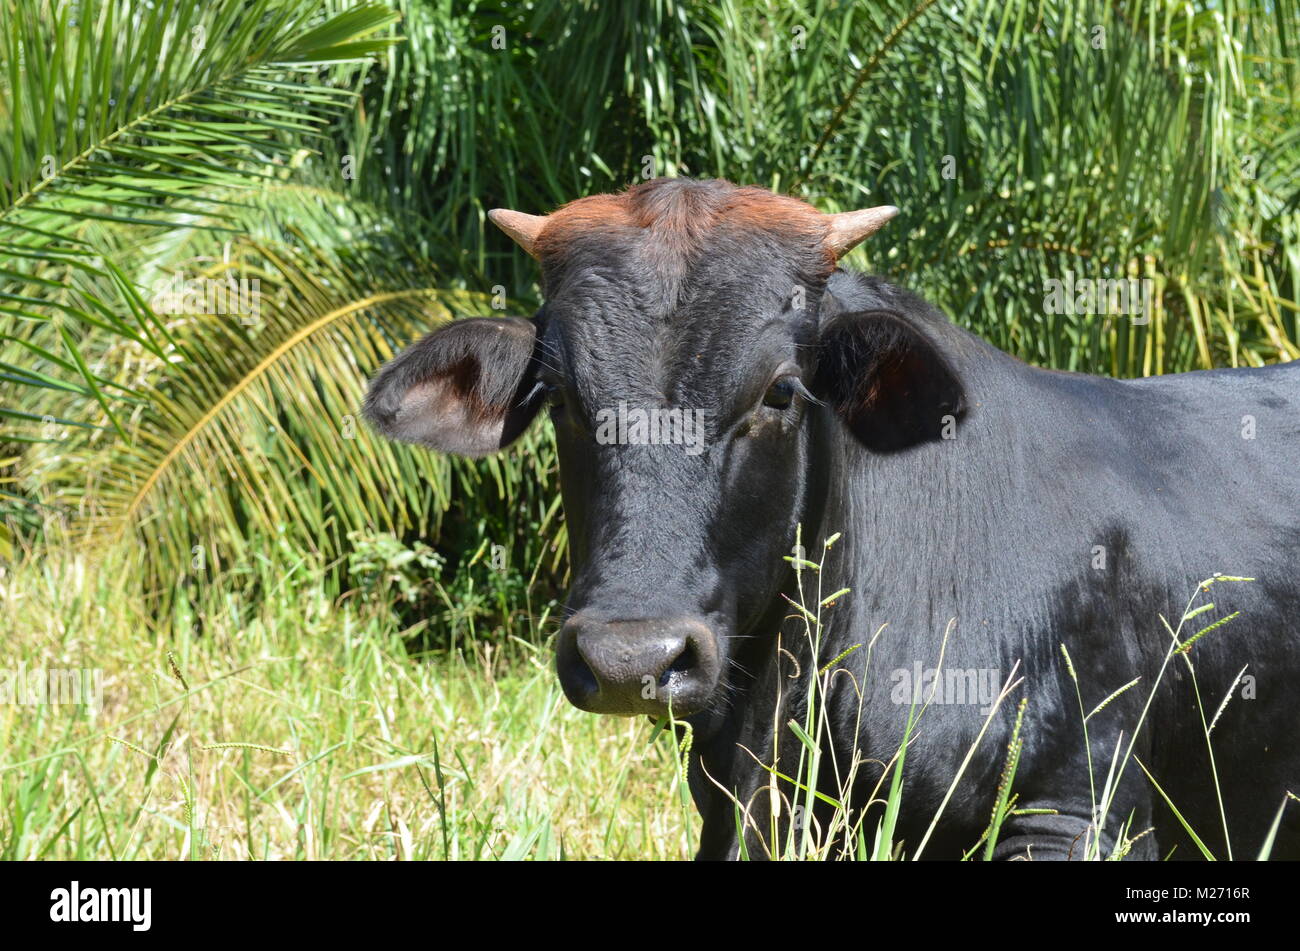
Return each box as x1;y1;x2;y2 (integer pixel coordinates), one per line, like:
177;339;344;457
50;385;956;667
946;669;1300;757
363;317;543;457
814;309;967;452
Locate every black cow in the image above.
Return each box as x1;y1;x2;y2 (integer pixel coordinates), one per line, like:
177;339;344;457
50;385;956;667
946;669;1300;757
365;178;1300;860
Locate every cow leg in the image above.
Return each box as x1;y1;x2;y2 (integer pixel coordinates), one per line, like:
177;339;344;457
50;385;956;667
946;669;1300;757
990;809;1158;860
689;738;787;860
690;769;775;861
989;812;1099;860
987;810;1102;862
689;750;748;861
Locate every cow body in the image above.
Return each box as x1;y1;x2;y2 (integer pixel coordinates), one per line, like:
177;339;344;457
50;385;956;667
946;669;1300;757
691;271;1300;860
365;178;1300;860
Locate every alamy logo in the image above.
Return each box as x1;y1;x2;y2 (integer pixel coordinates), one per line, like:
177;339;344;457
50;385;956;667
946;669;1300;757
0;663;102;715
149;270;261;323
1042;270;1152;323
594;401;709;456
890;663;1001;715
49;881;151;931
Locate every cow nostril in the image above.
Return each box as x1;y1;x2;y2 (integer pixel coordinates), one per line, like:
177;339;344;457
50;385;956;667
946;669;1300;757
571;654;599;696
560;632;599;700
658;641;698;687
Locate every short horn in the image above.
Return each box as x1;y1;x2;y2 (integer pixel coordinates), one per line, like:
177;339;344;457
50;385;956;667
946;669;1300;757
824;205;900;257
489;208;548;258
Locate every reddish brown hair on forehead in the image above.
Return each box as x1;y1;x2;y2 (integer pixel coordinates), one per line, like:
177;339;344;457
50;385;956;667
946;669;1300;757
532;178;834;272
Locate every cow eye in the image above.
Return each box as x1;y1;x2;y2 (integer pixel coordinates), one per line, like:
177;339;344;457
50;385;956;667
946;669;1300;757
762;377;797;410
543;383;564;410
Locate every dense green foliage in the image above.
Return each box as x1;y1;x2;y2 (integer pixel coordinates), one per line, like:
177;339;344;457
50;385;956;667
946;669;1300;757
2;0;1297;635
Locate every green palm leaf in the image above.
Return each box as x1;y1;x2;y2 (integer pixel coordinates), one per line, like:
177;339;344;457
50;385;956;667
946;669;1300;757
1;0;399;540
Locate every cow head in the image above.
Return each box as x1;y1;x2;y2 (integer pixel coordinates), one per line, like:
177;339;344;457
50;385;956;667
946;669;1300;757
365;179;951;721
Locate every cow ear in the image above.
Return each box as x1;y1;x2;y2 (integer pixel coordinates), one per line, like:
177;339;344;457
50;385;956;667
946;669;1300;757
814;309;967;452
364;317;543;457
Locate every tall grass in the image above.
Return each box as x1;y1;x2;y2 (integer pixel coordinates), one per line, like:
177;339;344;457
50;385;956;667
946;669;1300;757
4;535;1293;859
1;543;691;860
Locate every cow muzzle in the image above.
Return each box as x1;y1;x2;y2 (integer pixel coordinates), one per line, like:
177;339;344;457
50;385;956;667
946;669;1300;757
556;613;722;717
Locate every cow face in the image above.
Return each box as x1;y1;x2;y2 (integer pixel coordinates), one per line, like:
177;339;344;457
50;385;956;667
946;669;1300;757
364;179;904;720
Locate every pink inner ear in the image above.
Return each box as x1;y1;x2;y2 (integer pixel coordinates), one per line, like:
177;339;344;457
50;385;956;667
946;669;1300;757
395;377;505;456
365;316;541;457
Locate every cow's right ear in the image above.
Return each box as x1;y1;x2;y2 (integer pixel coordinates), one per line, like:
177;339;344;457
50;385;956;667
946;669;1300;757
814;309;967;452
363;317;543;457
